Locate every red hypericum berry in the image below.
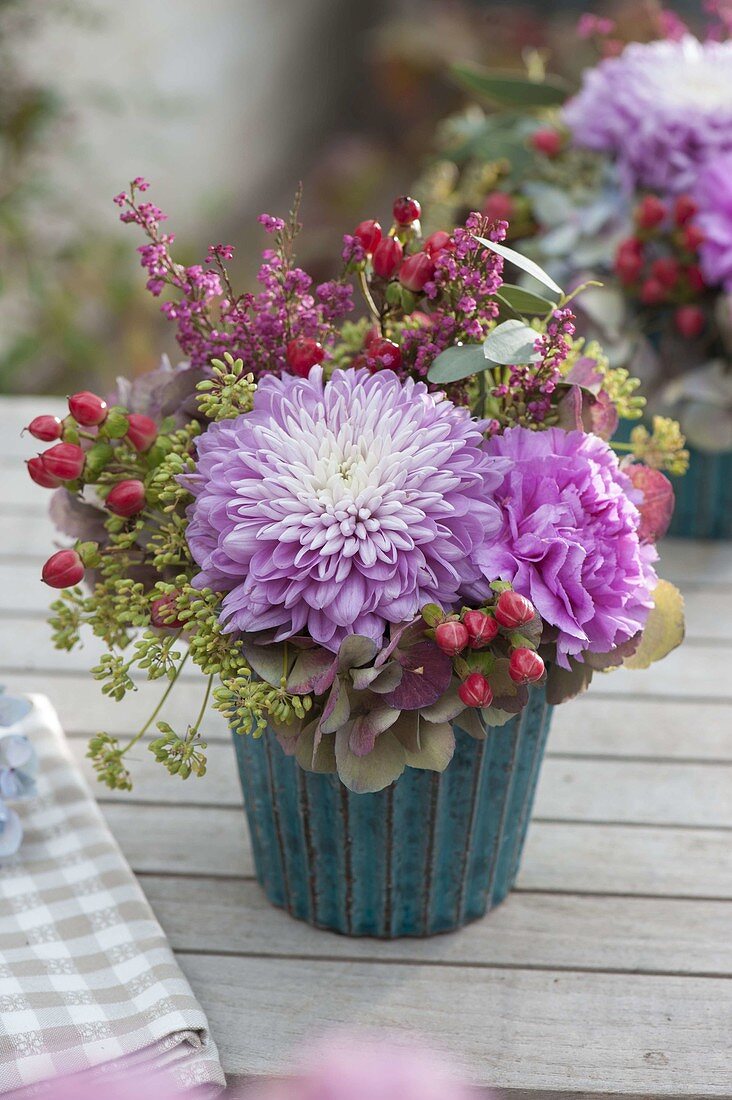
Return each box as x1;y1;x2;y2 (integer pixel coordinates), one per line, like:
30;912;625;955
40;442;85;481
364;326;381;349
463;609;499;649
674;194;697;226
614;248;643;284
27;456;62;488
392;195;421;226
434;620;469;656
458;672;494;709
650;257;681;290
494;590;535;629
41;549;85;589
398;252;435;292
530;129;562;157
372;236;404;279
639;277;667;306
106;479;146;517
286;337;324;378
367;337;402;371
686;264;706;293
126;413;158;452
483;191;515;222
354;219;382;254
681;223;704;252
635;195;666;230
25;415;63;442
423;230;452;257
67;391;108;426
151;594;185;630
675;304;706;339
508;647;545;685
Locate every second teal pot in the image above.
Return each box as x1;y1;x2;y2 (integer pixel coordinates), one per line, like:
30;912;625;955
232;685;553;938
667;446;732;540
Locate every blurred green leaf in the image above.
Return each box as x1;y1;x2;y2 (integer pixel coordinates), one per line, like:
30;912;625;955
451;64;571;108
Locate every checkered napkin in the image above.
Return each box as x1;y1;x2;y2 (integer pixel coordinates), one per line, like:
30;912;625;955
0;696;226;1097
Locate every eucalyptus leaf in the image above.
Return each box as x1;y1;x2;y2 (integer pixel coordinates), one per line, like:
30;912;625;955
335;728;406;794
496;283;557;315
451;64;571;108
427;344;488;384
242;643;288;688
483;319;538;365
474;235;564;296
404;722;456;772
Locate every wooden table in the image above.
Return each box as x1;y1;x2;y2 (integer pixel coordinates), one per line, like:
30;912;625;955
1;395;730;1099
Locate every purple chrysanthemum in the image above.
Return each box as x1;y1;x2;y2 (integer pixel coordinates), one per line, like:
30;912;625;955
185;368;506;651
564;36;732;193
471;427;658;668
694;151;732;290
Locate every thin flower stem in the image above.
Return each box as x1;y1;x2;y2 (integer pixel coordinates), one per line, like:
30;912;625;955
190;673;214;737
121;648;189;755
358;269;382;326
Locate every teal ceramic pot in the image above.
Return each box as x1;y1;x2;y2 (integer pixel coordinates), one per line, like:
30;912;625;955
231;685;553;938
667;447;732;540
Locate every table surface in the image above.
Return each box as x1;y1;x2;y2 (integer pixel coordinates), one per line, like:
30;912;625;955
1;395;731;1100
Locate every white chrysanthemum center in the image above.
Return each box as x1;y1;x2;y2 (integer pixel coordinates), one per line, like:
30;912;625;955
265;421;416;566
620;37;730;111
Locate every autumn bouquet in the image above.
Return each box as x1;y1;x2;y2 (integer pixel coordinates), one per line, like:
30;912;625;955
23;181;685;934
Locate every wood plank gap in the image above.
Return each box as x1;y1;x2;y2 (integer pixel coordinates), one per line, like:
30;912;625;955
132;870;732;905
171;947;732;982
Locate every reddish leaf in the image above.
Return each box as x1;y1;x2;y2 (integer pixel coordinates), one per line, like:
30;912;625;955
627;464;675;542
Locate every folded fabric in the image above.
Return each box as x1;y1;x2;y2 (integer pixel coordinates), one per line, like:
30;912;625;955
0;696;226;1097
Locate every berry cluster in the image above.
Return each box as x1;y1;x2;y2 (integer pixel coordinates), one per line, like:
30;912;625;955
614;193;708;338
343;196;505;385
24;391;159;589
424;589;546;711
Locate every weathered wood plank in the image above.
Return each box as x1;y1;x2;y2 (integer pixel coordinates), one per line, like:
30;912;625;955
4;672;730;763
1;617;728;697
100;803;732;899
143;874;732;977
178;953;732;1097
73;736;732;829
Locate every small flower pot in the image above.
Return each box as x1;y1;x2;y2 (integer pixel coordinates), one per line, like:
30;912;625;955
231;685;553;938
667;446;732;540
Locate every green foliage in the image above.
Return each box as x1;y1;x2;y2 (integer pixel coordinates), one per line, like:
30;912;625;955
196;353;257;420
630;417;690;476
87;734;132;792
451;64;571;109
149;722;208;780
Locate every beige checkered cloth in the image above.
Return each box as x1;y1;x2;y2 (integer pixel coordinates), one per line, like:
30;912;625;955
0;696;226;1097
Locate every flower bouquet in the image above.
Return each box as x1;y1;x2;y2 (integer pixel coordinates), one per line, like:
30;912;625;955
419;7;732;536
24;180;685;936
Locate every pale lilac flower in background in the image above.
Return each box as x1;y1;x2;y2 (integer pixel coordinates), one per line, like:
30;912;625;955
694;151;732;291
473;428;657;667
564;36;732;193
245;1036;486;1100
0;689;35;859
185;368;506;651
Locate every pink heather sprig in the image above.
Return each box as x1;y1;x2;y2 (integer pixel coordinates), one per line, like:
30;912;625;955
576;13;616;38
400;213;505;381
490;306;576;425
115;180;353;377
